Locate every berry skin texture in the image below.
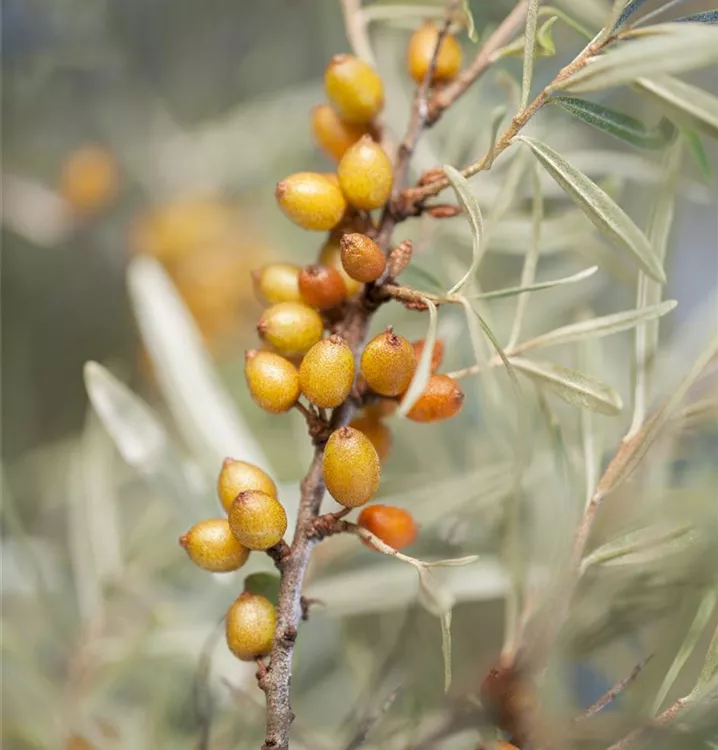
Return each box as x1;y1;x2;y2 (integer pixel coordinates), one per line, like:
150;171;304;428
349;415;392;461
324;54;384;125
338;136;393;211
358;505;417;550
228;490;288;550
257;302;324;357
361;329;417;397
252;263;302;305
407;23;463;84
226;592;276;661
406;373;464;422
244;350;300;413
275;172;347;231
299;335;355;408
179;518;250;573
61;144;119;214
298;264;347;310
311;104;371;161
340;233;387;283
217;458;278;514
411;338;445;374
319;236;363;297
323;426;381;507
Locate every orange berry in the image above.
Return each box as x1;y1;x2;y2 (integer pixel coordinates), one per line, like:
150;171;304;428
179;518;250;572
361;329;417;397
275;172;347;231
406;373;464;422
349;415;392;461
228;490;287;550
217;458;277;514
338;136;393;211
323;426;380;507
340;232;386;283
60;144;119;214
298;264;348;310
318;235;363;297
358;505;417;550
311;103;371;161
411;338;445;373
252;263;302;305
407;22;463;85
257;302;324;357
299;335;355;408
324;54;384;125
226;592;276;661
244;350;300;413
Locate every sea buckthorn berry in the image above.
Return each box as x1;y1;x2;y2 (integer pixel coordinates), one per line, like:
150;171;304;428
244;350;300;413
324;54;384;125
179;518;250;573
319;236;363;297
275;172;347;231
406;373;464;422
298;264;347;310
226;592;276;661
407;22;463;84
60;144;119;214
217;458;277;514
323;426;380;507
411;338;445;374
361;329;417;397
252;263;302;305
338;136;393;211
257;302;324;357
228;490;287;550
311;104;371;161
299;335;355;408
340;232;386;283
358;505;417;550
349;415;392;461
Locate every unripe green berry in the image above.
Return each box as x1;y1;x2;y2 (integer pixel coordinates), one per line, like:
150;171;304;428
406;373;464;422
228;490;288;550
340;232;386;283
275;172;347;231
298;264;347;310
323;426;381;507
299;335;355;408
407;22;463;85
318;236;363;297
338;136;393;211
311;103;371;162
217;458;277;514
226;592;276;661
244;350;300;413
179;518;250;573
257;302;324;357
361;329;417;396
324;54;384;125
252;263;302;305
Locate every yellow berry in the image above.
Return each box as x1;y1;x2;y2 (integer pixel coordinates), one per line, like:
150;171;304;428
361;329;417;396
411;338;445;374
349;415;392;461
318;235;363;297
252;263;302;305
407;22;463;85
311;104;372;161
298;264;347;310
179;518;250;573
228;490;288;550
275;172;347;231
340;232;386;282
257;302;324;357
406;373;464;422
323;426;380;507
226;592;276;661
217;458;278;514
244;350;300;413
338;136;393;211
358;505;417;550
324;54;384;125
299;335;355;408
60;144;119;214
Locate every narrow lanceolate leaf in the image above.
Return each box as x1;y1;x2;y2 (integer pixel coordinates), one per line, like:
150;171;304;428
444;165;485;294
636;76;718;139
417;567;454;692
399;298;438;417
614;0;650;30
536;16;558;56
682;129;713;183
521;0;542;109
517;136;665;283
462;0;478;41
515;300;677;353
555;24;718;93
701;619;718;685
540;5;592;39
552;95;676;148
674;11;718;24
510;357;623;415
465;266;597;302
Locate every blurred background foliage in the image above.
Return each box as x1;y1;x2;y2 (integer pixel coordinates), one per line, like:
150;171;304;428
2;1;717;749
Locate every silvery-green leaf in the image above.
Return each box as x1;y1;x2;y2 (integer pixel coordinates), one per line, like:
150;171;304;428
536;16;558;56
521;0;542;108
417;567;454;692
614;0;650;30
675;10;718;24
465;266;598;302
399;298;438;417
701;620;718;685
540;5;592;38
682;129;713;182
462;0;478;41
517;136;665;283
510;357;623;415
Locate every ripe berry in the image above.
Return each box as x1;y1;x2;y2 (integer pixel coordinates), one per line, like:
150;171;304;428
406;373;464;422
319;235;363;297
349;415;392;461
257;302;324;357
407;22;463;85
275;172;347;231
323;426;380;507
311;103;371;161
411;338;445;373
298;264;347;310
179;518;250;573
217;458;277;514
252;263;302;305
244;350;300;413
226;592;276;661
361;329;417;396
340;232;386;283
228;490;288;550
60;144;119;214
358;505;417;550
324;54;384;125
299;335;355;408
338;136;393;211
